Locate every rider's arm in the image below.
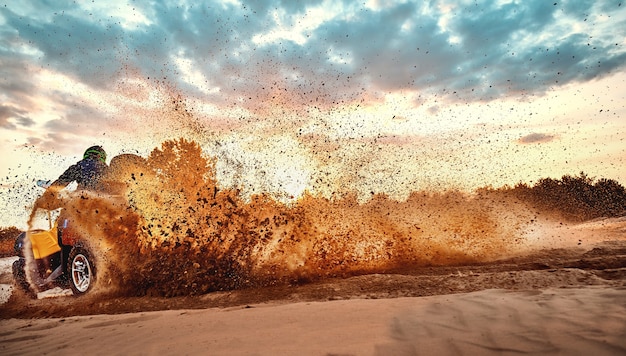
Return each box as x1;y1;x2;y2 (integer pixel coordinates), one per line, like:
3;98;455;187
35;164;81;209
50;163;81;188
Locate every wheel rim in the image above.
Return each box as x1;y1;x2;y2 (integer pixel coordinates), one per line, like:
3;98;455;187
71;253;92;293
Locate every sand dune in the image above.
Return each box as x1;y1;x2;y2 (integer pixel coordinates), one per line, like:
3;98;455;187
1;287;624;355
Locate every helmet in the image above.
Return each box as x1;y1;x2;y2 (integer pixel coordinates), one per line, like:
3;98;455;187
83;145;107;163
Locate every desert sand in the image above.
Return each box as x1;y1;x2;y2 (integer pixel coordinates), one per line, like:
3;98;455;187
1;287;625;356
1;218;625;355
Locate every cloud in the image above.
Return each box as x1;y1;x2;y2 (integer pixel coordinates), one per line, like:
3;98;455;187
0;0;625;153
1;7;127;90
0;54;39;111
518;133;555;144
0;105;33;129
2;1;625;113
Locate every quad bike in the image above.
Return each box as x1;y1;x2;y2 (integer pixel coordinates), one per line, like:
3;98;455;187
13;182;97;297
12;154;146;298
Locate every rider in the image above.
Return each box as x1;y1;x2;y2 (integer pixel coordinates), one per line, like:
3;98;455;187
51;145;109;192
36;145;109;208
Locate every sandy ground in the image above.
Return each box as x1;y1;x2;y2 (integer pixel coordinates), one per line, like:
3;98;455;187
1;287;625;355
0;218;625;355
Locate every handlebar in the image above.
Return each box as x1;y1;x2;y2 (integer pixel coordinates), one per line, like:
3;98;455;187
36;180;52;188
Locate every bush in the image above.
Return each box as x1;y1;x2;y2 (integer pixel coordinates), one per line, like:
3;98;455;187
510;172;626;222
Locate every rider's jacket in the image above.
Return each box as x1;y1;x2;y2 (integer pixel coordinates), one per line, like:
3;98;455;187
56;157;109;191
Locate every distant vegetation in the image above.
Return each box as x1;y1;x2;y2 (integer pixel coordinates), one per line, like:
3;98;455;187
0;226;20;257
481;172;626;222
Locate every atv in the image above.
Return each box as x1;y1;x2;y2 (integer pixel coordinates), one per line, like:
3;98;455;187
13;180;98;297
13;209;97;297
12;154;147;298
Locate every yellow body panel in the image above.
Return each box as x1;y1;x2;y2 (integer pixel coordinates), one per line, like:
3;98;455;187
28;225;61;259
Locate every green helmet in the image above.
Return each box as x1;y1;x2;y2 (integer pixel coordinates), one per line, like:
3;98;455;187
83;145;107;163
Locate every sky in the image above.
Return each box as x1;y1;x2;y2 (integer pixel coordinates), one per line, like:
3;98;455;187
1;0;626;228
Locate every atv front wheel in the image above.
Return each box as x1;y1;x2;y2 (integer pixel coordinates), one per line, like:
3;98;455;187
67;246;96;295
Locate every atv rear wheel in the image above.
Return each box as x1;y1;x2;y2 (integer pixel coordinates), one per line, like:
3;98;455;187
67;246;96;295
